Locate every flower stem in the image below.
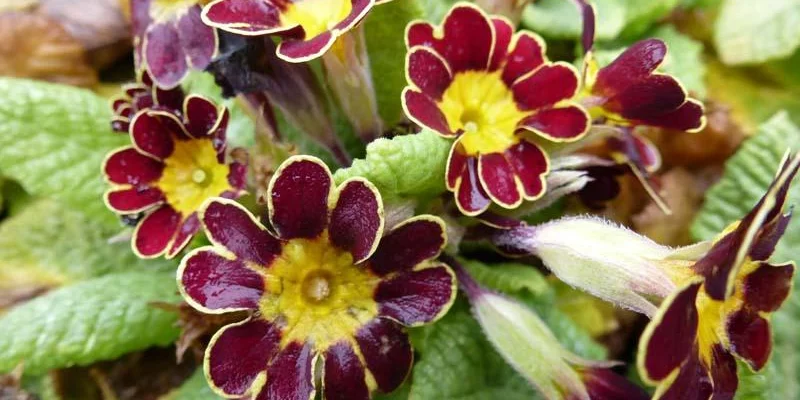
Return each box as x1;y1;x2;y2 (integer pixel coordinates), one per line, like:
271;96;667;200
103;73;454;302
439;254;484;299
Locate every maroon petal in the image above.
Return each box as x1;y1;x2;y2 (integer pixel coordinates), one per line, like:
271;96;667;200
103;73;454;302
727;309;771;371
406;4;493;73
268;157;333;239
512;63;579;111
277;31;336;62
504;140;548;199
629;99;706;132
154;86;185;112
167;213;201;258
750;214;791;261
201;199;282;267
323;342;370;400
330;0;372;32
227;161;248;190
132;206;181;258
606;75;687;120
742;262;795;312
131;112;175;159
489;17;514;70
375;264;455;326
455;156;491;216
262;341;316;400
478;152;522;208
355;319;412;393
639;281;701;382
582;368;650;400
518;105;589;142
446;144;468;190
402;89;453;136
329;179;383;263
104;147;164;185
406;47;453;99
709;345;739;399
105;187;164;213
369;216;447;276
608;133;662;173
501;32;546;85
594;39;666;98
656;352;713;400
206;318;281;396
144;21;188;89
176;6;217;70
202;0;284;35
179;248;265;312
184;95;220;137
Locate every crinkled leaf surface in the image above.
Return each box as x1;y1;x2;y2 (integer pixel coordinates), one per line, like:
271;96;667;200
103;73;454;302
714;0;800;64
333;129;451;201
0;78;127;228
0;272;181;375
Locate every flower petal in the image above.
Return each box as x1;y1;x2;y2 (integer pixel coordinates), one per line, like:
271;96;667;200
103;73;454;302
750;214;791;261
228;161;248;190
502;32;546;85
179;248;265;312
375;264;456;326
154;85;185;112
489;17;514;70
401;89;453;136
144;21;187;89
355;319;412;393
184;95;220;138
478;152;522;208
105;187;164;213
455;156;491;216
504;140;548;199
132;206;182;258
104;147;164;185
176;7;216;70
582;367;650;400
201;199;282;266
322;342;370;400
206;318;281;397
268;156;334;239
263;341;316;400
655;352;713;400
606;75;687;120
329;179;384;263
629;98;706;132
202;0;284;35
369;216;447;276
131;111;176;159
741;262;795;312
512;63;580;111
446;143;468;190
709;345;739;399
594;39;667;97
638;281;701;382
726;309;771;371
277;31;336;62
518;105;589;142
406;47;453;99
167;213;201;258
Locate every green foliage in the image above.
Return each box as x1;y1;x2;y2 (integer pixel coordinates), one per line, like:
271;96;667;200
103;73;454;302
0;272;181;375
333;129;451;201
421;0;459;21
366;0;424;127
618;0;680;39
0;200;173;290
0;78;128;228
714;0;800;65
166;369;221;400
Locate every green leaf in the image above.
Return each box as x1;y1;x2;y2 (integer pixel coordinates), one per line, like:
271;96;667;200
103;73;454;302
164;369;221;400
0;200;173;291
365;0;424;127
420;0;459;21
618;0;680;39
0;78;129;228
522;0;626;41
460;260;552;300
714;0;800;65
0;272;181;375
333;129;451;201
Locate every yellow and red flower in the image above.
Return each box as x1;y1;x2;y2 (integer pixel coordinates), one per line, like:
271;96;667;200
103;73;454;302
402;3;590;216
103;95;246;258
200;0;389;62
177;156;456;400
132;0;218;88
110;69;184;133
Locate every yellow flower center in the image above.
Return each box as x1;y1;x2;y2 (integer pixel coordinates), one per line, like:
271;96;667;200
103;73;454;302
258;233;380;350
282;0;353;39
150;0;201;21
438;71;529;155
157;139;232;216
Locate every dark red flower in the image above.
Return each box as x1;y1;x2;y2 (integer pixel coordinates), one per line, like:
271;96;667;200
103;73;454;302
402;4;589;216
103;95;246;258
177;156;456;400
110;70;184;133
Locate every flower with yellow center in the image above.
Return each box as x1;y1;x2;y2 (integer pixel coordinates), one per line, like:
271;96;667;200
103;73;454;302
103;95;247;259
402;3;590;216
177;156;456;400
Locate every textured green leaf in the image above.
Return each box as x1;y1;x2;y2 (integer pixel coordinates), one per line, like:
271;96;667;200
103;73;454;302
164;369;221;400
522;0;626;41
714;0;800;65
421;0;459;21
0;272;181;375
0;78;129;228
333;129;451;201
366;0;424;127
618;0;680;38
0;200;173;290
461;260;552;300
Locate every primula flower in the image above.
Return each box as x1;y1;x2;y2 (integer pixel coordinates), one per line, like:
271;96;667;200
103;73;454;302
402;3;590;216
103;95;246;258
487;153;800;399
132;0;218;88
200;0;389;62
110;69;184;133
177;156;456;400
